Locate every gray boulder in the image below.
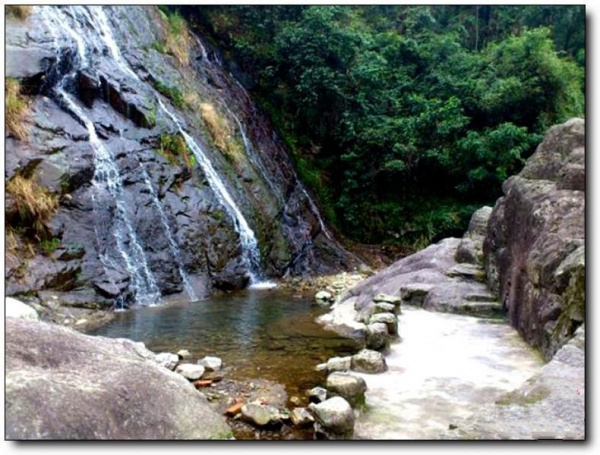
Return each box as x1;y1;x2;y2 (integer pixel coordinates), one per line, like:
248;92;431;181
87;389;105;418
241;403;282;428
351;349;387;374
373;302;396;315
368;313;398;336
5;317;232;439
309;396;355;440
365;322;389;351
155;352;179;371
175;364;205;381
326;372;367;408
197;356;222;372
290;407;315;427
484;118;585;359
308;386;328;404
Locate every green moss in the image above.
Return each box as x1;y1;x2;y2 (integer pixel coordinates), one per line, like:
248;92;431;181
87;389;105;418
495;385;550;406
157;134;195;170
153;80;184;108
40;237;61;255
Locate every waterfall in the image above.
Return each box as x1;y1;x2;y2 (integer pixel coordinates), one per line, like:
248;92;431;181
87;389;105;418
158;100;264;284
56;88;162;305
40;5;268;287
139;164;197;300
92;4;267;285
38;6;168;305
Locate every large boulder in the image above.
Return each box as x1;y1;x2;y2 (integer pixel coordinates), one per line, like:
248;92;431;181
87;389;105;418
309;396;355;440
326;372;367;408
5;318;232;440
484;118;585;360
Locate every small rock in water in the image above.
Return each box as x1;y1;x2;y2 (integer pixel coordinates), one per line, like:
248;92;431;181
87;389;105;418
309;396;355;440
193;379;213;389
373;302;396;315
155;352;179;371
175;363;205;380
326;372;367;408
365;322;389;351
197;356;223;372
351;349;387;374
290;407;315;427
225;402;244;417
315;291;334;304
241;403;282;428
177;349;191;359
325;356;352;372
290;396;302;406
369;313;398;336
308;386;328;404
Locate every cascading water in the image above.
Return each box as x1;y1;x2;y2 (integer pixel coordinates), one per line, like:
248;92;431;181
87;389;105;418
157;100;264;284
85;5;268;285
139;164;197;300
55;88;162;305
38;5;166;305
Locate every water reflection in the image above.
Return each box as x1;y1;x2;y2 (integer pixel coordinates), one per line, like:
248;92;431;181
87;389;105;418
88;289;359;397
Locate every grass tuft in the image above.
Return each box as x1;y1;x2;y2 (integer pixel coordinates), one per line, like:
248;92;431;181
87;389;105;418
5;78;29;141
6;175;59;238
6;5;32;20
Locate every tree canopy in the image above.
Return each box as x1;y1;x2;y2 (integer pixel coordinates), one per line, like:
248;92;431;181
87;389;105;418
185;5;584;247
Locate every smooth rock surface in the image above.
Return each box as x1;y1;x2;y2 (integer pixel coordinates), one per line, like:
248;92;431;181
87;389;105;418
309;396;355;440
5;297;40;321
326;372;367;408
175;364;205;381
155;352;179;371
351;349;387;374
5;317;232;439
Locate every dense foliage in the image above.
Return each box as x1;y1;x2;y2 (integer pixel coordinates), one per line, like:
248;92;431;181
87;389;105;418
184;5;584;247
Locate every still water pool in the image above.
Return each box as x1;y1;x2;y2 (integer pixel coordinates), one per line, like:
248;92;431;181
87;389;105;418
88;288;359;400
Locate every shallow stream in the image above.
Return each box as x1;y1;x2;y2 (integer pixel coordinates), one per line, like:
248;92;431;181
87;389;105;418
88;288;359;402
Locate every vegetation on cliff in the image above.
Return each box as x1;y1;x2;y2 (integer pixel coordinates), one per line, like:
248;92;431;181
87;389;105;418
185;5;584;247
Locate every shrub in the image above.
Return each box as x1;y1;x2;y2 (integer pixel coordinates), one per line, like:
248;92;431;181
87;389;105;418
40;237;62;255
199;102;244;165
155;7;190;65
6;175;58;238
158;133;195;170
6;5;32;20
153;79;185;108
5;78;29;140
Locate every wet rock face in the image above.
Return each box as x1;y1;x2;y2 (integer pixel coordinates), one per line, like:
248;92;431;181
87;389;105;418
5;316;232;440
483;118;585;360
5;6;357;309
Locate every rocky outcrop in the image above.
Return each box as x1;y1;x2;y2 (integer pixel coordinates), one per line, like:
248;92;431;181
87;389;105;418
318;207;498;340
5;6;359;312
5;316;232;440
454;325;585;440
484;118;585;360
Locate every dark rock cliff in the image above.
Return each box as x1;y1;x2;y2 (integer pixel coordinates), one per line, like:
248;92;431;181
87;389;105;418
483;118;585;360
5;6;358;310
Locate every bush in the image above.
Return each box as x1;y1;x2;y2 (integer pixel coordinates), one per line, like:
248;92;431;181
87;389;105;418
5;78;29;140
6;5;32;20
6;175;58;238
153;79;185;108
158;134;195;169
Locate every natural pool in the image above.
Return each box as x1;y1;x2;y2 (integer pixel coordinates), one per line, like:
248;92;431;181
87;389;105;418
87;288;360;402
